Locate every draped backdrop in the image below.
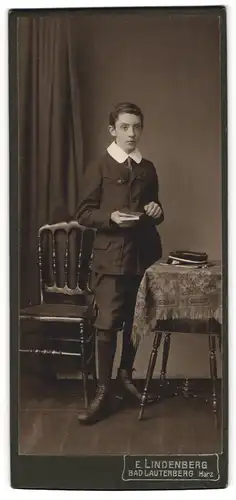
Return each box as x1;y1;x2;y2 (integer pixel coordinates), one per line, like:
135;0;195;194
18;16;84;305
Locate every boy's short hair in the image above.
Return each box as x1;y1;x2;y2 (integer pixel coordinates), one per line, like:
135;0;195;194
109;102;144;129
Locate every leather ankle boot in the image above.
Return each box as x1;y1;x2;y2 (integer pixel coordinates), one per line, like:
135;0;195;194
78;385;110;425
117;368;157;404
117;368;142;401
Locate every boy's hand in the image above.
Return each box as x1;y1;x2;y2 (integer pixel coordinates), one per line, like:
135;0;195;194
110;210;136;227
144;202;162;219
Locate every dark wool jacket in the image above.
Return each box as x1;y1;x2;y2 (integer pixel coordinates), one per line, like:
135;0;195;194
76;152;164;275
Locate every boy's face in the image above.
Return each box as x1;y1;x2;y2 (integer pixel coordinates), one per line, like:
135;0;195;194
109;112;142;154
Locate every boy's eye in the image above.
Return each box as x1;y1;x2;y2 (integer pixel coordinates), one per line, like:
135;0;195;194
120;124;141;132
120;125;141;131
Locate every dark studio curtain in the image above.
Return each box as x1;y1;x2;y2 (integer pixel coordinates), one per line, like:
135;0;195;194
18;16;84;306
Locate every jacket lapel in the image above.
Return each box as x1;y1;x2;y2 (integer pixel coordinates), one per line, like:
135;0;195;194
130;160;147;183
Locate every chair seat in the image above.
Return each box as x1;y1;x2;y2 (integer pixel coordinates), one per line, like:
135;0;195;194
20;302;95;322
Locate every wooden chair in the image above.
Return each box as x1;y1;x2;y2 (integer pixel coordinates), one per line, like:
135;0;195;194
19;221;97;408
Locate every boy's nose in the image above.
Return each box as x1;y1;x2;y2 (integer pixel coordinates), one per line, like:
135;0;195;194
128;128;135;137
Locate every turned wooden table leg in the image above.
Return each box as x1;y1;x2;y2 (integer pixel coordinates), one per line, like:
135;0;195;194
182;377;189;398
138;331;162;420
160;332;171;385
208;334;219;426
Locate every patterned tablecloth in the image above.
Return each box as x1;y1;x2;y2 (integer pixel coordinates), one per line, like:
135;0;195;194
132;261;222;348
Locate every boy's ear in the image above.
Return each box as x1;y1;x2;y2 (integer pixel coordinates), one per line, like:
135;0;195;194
108;125;116;137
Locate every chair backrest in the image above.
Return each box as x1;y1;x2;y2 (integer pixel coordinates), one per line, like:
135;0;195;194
37;221;96;305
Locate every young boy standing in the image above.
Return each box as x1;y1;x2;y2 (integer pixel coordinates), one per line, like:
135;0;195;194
76;102;164;424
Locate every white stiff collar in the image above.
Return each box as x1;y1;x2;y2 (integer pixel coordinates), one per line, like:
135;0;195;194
107;141;142;164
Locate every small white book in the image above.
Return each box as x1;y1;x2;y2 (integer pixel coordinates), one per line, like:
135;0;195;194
118;211;143;221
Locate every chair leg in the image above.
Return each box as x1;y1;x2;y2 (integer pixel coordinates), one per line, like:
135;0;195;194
92;329;97;383
160;332;171;385
208;334;219;426
218;334;222;353
80;321;89;408
138;332;162;421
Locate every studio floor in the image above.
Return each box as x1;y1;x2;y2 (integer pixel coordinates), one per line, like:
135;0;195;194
18;374;222;456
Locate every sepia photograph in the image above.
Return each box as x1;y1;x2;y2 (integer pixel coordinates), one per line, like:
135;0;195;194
9;6;227;490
